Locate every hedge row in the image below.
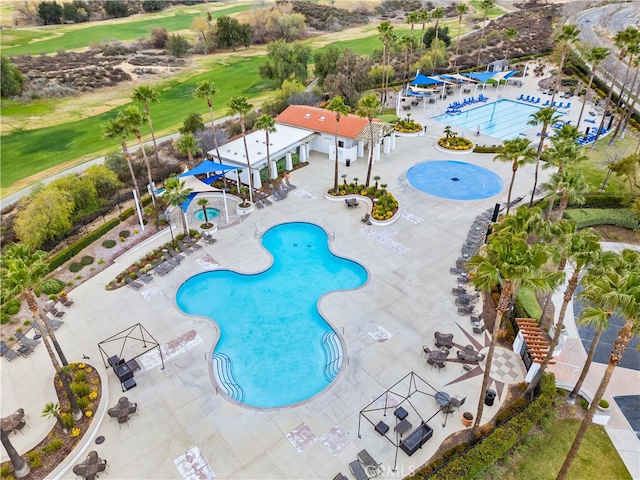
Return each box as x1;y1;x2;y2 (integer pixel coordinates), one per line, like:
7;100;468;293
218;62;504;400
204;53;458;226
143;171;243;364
578;193;631;209
48;218;120;271
420;374;556;480
119;208;135;222
473;145;504;154
563;208;638;229
515;287;542;321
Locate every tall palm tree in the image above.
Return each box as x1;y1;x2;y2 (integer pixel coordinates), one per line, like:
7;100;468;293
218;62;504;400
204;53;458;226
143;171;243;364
467;234;564;438
407;11;420;55
616;51;640;139
418;9;430;54
357;94;383;188
430;7;445;73
227;95;255;202
399;35;414;82
119;106;160;230
493;137;536;214
325;96;351;194
196;197;210;225
103;118;143;210
522;227;601;399
557;249;640;479
550;24;580;106
377;21;394;106
608;33;640;144
576;47;610;125
193;80;222;162
1;429;29;478
476;0;495;68
453;2;469;72
42;401;67;433
132;85;160;167
504;27;518;61
527;107;561;207
255;113;277;192
542;168;587;221
161;176;193;236
174;133;202;168
1;244;81;420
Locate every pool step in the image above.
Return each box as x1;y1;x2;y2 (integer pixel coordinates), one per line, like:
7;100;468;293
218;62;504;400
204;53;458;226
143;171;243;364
321;331;343;382
213;353;245;403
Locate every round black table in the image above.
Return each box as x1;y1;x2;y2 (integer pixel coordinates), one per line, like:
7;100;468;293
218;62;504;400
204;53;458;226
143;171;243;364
435;391;451;406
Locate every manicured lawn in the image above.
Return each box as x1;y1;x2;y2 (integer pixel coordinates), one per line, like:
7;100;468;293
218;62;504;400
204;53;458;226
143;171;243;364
1;4;251;55
579;134;638;195
495;418;631;480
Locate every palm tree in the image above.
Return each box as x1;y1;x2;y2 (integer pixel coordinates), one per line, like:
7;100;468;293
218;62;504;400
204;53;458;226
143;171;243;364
377;21;394;106
542;168;587;221
430;7;445;73
193;80;222;161
453;2;469;71
476;0;495;68
550;24;580;106
527;107;561;207
161;176;193;236
42;401;67;433
325;96;351;194
255;113;277;192
196;198;210;225
1;244;81;420
174;133;202;168
103;117;143;210
132;85;160;167
608;32;640;144
1;429;29;478
399;35;414;82
418;9;430;54
357;94;383;188
557;250;640;479
522;227;601;399
493;137;536;214
407;11;420;55
616;51;640;139
119;106;160;230
467;234;563;438
227;95;255;202
576;47;610;125
504;28;518;61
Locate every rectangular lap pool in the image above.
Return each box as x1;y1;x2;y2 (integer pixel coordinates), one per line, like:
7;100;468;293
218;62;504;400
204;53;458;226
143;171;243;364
433;99;546;141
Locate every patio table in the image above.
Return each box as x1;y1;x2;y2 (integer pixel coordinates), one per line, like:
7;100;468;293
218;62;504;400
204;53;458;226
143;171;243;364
435;391;451;406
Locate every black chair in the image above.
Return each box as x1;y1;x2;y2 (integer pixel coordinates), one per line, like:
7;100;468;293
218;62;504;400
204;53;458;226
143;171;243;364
473;324;486;335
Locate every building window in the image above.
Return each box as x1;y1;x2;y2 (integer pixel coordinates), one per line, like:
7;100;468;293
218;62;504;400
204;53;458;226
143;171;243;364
338;141;344;148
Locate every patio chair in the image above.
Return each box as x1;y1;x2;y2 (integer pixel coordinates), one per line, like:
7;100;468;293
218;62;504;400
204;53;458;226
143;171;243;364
449;395;466;411
255;200;264;209
125;276;143;291
45;312;65;327
473;324;486;335
201;233;217;245
133;268;152;283
333;473;348;480
263;197;273;206
177;240;194;255
470;313;483;324
159;259;173;272
168;247;185;261
162;254;180;268
357;449;381;477
16;332;40;348
361;213;371;225
47;306;66;318
151;260;167;276
457;305;474;315
185;237;202;250
1;341;18;362
349;460;369;480
16;344;33;358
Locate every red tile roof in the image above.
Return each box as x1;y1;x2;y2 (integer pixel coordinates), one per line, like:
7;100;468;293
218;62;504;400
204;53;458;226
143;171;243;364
275;105;373;139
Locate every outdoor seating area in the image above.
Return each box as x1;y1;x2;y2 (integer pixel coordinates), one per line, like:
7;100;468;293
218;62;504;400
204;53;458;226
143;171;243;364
107;396;138;428
345;198;359;208
72;451;107;480
1;340;33;361
1;408;28;435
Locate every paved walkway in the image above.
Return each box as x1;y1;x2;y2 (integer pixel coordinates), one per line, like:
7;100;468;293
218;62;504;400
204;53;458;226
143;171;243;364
1;79;636;479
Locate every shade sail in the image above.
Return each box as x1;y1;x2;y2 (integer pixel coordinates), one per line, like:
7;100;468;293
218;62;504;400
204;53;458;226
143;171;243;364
463;72;496;83
180;159;238;177
410;73;442;86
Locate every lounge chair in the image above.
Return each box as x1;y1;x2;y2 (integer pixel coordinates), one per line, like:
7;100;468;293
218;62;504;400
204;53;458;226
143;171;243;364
357;449;381;477
16;344;33;358
349;460;369;480
151;260;166;276
168;247;185;261
177;240;194;255
185;237;202;250
16;332;40;348
47;316;64;328
47;306;65;318
333;474;348;480
61;297;74;307
361;213;371;224
159;259;173;272
125;276;143;290
263;197;273;206
0;341;18;362
201;233;217;245
284;178;297;190
133;268;152;283
255;200;264;209
162;254;180;268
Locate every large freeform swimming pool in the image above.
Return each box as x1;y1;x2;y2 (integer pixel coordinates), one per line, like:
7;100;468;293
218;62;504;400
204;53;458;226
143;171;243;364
176;222;368;408
433;99;545;141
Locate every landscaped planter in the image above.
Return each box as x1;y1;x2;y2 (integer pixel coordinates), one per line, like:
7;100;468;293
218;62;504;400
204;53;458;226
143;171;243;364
435;143;475;155
395;131;422;138
198;222;218;234
593;401;612;425
235;203;254;216
323;193;401;226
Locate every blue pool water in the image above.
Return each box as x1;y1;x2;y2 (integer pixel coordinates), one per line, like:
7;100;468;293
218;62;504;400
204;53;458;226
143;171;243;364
407;160;503;200
176;222;368;408
193;207;220;222
433;99;546;140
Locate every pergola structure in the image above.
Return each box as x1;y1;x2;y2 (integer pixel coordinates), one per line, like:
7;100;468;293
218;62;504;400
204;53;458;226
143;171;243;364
98;323;164;371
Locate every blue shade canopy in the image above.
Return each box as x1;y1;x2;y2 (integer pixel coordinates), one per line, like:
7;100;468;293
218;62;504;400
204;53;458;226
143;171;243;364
463;72;496;83
180;160;238;177
409;73;442;86
503;70;520;79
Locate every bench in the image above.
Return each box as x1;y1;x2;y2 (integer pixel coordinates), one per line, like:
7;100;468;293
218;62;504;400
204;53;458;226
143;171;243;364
399;422;433;456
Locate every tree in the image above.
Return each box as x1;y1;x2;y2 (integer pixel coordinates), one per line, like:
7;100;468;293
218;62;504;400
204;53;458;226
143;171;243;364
493;137;536;214
82;164;122;198
161;176;193;236
49;174;99;222
103;118;143;211
550;24;580;106
467;234;563;438
42;402;67;433
1;55;25;98
104;0;128;18
255;114;277;191
37;0;62;24
174;133;202;167
357;94;382;188
14;188;73;249
476;0;496;67
557;250;640;479
377;21;394;106
608;28;640;144
150;27;169;49
132;85;161;167
259;40;311;86
62;0;89;23
193;80;222;162
166;33;190;57
430;7;445;73
609;152;640;194
314;45;341;84
216;15;253;50
576;47;610;125
1;428;29;478
180;113;205;135
142;0;164;12
407;11;421;55
227;95;255;202
527;107;561;206
326;96;351;194
197;198;210;225
418;9;430;54
503;27;518;60
1;244;81;420
453;3;469;71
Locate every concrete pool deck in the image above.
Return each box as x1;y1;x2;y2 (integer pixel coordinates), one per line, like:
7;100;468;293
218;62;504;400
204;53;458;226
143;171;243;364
1;112;637;479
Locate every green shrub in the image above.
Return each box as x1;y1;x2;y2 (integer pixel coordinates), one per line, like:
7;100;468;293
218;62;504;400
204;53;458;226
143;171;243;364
1;299;21;315
39;278;65;295
80;255;94;266
61;413;74;430
69;262;83;273
581;194;630;208
41;438;63;454
0;313;10;325
48;218;120;271
26;451;42;469
599;399;609;408
473;145;505;154
70;381;90;397
76;397;90;410
74;370;87;382
0;464;12;478
494;397;529;426
119;208;134;221
515;288;542;321
119;230;131;238
563;208;638;229
102;239;117;248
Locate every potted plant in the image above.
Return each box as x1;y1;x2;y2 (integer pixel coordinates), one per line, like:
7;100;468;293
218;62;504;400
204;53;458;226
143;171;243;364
462;411;473;428
58;291;68;303
235;186;254;216
593;398;612;425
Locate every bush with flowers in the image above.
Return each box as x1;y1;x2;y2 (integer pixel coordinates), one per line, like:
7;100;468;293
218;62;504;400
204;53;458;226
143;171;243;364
438;125;473;150
327;176;399;221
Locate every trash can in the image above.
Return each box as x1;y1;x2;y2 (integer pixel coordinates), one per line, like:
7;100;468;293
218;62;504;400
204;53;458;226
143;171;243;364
485;389;496;406
346;159;351;167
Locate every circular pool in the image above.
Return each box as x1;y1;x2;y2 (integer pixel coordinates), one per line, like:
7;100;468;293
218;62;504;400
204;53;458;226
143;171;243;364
407;160;503;200
193;207;220;222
